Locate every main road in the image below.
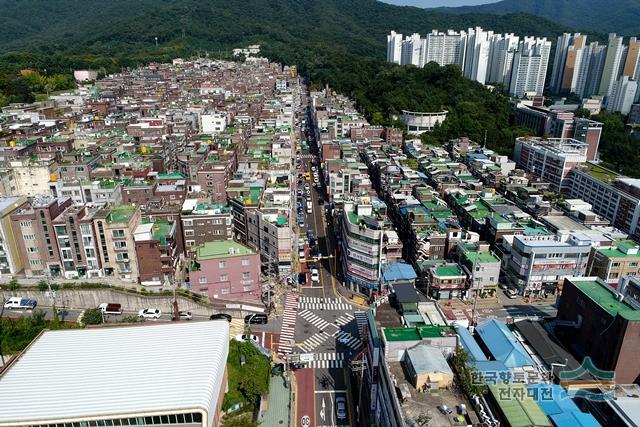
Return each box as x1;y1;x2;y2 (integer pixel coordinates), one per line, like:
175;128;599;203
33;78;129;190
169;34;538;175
291;102;363;427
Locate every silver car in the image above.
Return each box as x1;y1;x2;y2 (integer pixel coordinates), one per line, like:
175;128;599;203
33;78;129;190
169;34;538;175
336;397;347;419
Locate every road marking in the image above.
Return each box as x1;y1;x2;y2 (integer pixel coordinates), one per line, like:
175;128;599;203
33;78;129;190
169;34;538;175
315;389;347;394
278;293;299;355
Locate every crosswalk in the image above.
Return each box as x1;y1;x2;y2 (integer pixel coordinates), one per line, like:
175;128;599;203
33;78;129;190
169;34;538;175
354;311;368;336
332;330;362;351
299;309;332;330
299;352;346;369
334;313;354;327
278;293;299;356
298;296;353;311
297;331;330;352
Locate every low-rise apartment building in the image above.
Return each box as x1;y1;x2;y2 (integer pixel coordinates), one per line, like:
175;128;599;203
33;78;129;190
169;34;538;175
134;220;178;287
52;205;102;279
188;240;261;302
10;196;72;277
587;240;640;285
502;233;592;296
93;204;141;281
181;199;233;254
0;196;30;276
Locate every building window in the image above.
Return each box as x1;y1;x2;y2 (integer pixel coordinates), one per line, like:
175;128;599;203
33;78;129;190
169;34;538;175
199;277;207;284
243;285;252;292
112;229;125;238
80;224;92;235
183;219;193;227
220;274;228;282
114;241;127;249
242;272;251;280
19;220;32;227
611;262;620;267
55;225;68;236
23;234;35;240
219;260;226;269
186;240;195;247
27;247;38;253
185;230;194;237
242;258;250;266
630;262;638;267
221;288;230;294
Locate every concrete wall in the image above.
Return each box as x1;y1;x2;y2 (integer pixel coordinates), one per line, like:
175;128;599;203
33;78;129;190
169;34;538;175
0;288;263;317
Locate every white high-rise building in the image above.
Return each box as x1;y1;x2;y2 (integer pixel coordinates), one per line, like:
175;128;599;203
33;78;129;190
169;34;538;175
607;76;637;114
488;33;520;86
423;29;467;67
401;33;423;67
386;31;403;64
550;33;574;93
580;42;607;98
464;27;493;84
550;33;588;94
598;33;624;97
509;37;551;97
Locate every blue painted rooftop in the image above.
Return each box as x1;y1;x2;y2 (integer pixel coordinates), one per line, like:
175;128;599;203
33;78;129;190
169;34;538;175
527;384;601;427
382;263;417;282
476;319;535;368
398;205;429;216
456;326;488;362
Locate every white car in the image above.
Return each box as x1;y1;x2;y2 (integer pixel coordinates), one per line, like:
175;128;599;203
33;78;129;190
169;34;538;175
299;249;306;259
138;308;161;319
311;269;320;282
311;166;316;172
235;334;259;344
336;397;347;419
304;183;310;190
176;311;192;320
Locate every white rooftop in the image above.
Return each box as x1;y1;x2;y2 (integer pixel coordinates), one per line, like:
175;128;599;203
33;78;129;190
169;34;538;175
0;322;230;426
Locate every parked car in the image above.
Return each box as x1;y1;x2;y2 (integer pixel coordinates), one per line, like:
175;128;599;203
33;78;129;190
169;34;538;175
244;313;268;325
311;269;320;282
138;308;161;319
235;334;259;343
504;289;518;299
336;397;347;419
3;297;37;310
173;311;192;321
438;405;453;415
209;313;232;322
98;303;123;315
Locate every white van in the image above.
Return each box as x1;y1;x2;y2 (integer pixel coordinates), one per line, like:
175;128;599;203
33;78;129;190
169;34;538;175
307;205;312;214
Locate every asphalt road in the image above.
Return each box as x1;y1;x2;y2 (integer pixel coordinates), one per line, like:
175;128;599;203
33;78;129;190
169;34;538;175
293;102;358;427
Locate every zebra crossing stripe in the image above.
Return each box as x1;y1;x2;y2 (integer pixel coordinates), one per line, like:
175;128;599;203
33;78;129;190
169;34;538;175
278;294;299;355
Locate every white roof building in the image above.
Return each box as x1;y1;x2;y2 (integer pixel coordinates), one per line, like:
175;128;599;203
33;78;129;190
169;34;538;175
0;321;230;427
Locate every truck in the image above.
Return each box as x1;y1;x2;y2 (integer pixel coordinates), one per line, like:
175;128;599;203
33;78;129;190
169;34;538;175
3;297;37;310
98;303;123;315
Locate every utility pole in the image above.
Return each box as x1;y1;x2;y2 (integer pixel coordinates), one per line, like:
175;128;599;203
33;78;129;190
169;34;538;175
469;248;481;331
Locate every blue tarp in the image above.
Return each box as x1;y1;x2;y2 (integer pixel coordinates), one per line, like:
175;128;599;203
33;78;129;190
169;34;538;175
476;319;535;368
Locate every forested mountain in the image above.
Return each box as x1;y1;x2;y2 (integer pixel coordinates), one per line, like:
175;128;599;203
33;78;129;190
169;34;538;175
435;0;640;36
1;0;610;171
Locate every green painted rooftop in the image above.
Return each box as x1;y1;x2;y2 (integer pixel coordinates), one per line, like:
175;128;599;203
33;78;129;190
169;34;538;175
107;205;137;224
434;264;465;277
384;325;455;342
597;240;640;258
488;384;551;427
151;221;173;244
571;279;640;321
583;162;619;184
157;172;185;180
195;240;255;260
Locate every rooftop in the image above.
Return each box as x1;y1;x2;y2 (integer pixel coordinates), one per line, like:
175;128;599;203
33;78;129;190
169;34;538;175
194;240;256;261
107;205;137;224
433;264;465;277
383;325;455;342
0;322;229;426
570;278;640;321
488;384;552;427
582;162;619;184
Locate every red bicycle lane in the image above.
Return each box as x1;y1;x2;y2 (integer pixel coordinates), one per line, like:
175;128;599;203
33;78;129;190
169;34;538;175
295;368;316;427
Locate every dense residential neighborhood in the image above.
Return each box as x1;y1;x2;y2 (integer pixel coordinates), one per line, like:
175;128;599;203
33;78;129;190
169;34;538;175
2;11;640;426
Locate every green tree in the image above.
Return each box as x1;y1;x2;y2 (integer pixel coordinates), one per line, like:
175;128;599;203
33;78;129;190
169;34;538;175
81;308;103;325
7;277;19;293
451;345;484;396
220;413;257;427
574;108;591;119
37;280;48;292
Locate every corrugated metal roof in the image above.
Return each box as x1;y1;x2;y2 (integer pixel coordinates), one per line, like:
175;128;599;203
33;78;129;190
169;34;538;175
0;322;229;426
477;319;535;368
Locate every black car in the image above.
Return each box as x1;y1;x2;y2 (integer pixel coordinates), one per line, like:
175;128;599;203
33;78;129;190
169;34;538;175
209;313;232;322
244;313;268;325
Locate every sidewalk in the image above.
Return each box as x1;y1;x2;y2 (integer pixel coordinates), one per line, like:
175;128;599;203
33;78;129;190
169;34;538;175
259;374;291;427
